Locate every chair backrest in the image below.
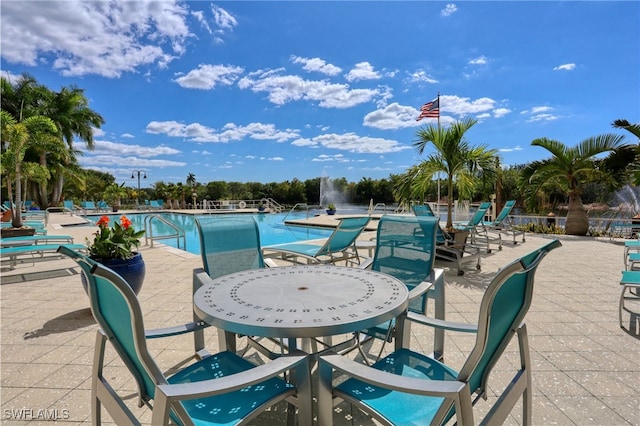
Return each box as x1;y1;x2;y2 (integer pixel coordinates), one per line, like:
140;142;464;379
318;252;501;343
412;204;436;217
63;200;74;210
57;246;164;402
493;200;516;224
315;216;370;257
196;216;265;278
465;201;491;226
371;215;438;312
436;239;561;423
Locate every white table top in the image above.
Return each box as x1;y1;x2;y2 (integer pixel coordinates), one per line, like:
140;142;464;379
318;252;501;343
193;265;409;339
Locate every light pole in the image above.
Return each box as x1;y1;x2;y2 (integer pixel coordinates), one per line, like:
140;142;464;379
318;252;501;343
131;170;147;209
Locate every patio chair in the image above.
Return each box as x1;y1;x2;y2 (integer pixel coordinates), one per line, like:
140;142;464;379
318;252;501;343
619;270;640;328
263;216;370;265
57;246;311;426
97;200;110;212
318;239;561;426
61;200;77;214
355;215;446;363
482;200;526;249
2;243;85;269
80;201;98;213
453;201;492;253
149;200;161;209
195;216;285;357
412;205;481;276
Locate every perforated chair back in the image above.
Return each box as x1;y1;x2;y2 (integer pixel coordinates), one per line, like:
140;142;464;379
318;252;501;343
464;201;491;226
57;246;162;402
436;239;561;422
196;216;265;279
412;204;436;217
315;216;370;257
492;200;516;224
371;215;438;313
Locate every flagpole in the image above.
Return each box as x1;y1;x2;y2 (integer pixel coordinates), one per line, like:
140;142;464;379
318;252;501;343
436;92;441;212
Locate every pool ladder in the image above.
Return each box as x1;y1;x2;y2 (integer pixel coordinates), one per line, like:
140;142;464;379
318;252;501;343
144;214;187;250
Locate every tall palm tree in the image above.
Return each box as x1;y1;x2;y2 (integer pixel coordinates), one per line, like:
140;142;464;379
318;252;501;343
399;118;498;230
1;111;58;228
520;134;626;235
1;75;105;207
186;172;196;189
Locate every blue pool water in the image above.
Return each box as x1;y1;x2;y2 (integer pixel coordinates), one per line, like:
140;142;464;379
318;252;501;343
83;212;333;255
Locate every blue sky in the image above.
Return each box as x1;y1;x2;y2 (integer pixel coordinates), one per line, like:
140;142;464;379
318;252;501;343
1;1;638;187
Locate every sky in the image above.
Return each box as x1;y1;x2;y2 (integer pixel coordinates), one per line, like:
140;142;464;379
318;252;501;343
1;1;639;188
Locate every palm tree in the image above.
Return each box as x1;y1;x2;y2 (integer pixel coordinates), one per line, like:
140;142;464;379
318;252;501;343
520;134;626;235
399;118;498;230
1;75;105;207
1;111;58;228
186;172;196;189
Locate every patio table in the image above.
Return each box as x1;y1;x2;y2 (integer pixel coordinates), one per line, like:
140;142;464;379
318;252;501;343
193;264;410;353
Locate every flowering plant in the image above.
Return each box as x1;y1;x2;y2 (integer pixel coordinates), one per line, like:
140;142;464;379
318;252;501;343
86;215;145;260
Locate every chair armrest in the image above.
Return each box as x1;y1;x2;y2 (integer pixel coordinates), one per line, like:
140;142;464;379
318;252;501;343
263;258;279;268
406;311;478;333
145;320;210;339
319;353;467;397
156;352;308;400
358;257;374;270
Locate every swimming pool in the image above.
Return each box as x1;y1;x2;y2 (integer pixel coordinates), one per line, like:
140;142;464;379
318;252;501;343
83;212;333;255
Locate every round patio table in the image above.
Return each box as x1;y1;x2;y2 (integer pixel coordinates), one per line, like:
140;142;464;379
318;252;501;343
193;264;409;340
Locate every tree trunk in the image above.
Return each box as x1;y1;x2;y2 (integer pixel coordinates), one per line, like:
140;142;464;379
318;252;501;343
51;172;64;206
564;192;589;235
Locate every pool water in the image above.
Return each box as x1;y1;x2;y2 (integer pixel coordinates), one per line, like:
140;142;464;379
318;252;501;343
84;212;333;255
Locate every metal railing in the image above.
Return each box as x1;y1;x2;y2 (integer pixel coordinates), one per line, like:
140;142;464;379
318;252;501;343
144;214;186;249
283;203;309;222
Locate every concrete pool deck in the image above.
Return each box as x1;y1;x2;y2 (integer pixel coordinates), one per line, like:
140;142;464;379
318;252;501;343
1;210;638;424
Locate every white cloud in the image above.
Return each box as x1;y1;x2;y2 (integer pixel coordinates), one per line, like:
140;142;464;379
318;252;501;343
363;102;425;130
406;70;439;84
291;133;410;154
440;95;496;114
553;63;576;71
493;108;511;118
238;70;381;108
0;0;192;77
312;154;350;163
290;56;341;76
499;146;524;152
345;62;381;82
526;113;559;122
173;64;244;89
86;140;181;158
441;4;458;16
469;55;488;65
211;4;237;32
121;133;135;138
146;120;300;143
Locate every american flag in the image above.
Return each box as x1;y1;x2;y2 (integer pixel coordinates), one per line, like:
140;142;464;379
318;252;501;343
416;97;440;121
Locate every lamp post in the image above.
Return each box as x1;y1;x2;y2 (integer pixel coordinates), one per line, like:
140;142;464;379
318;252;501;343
131;170;147;209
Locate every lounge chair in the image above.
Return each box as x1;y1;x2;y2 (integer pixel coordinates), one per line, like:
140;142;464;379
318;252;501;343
0;235;74;247
149;200;161;209
2;243;86;269
412;204;482;275
57;246;312;426
263;216;370;265
482;200;526;248
355;215;446;363
318;239;561;426
97;200;110;212
80;201;98;213
453;201;492;253
619;270;640;328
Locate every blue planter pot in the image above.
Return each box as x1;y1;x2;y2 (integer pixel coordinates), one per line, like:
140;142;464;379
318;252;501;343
82;252;146;295
326;209;336;215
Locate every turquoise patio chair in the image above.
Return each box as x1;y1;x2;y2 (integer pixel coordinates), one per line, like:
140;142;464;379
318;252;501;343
482;200;526;248
355;215;446;363
149;200;161;209
318;239;561;426
57;246;311;426
412;204;481;275
454;201;492;253
263;216;370;265
195;216;284;357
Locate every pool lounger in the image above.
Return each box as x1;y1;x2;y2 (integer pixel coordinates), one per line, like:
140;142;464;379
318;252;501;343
2;243;86;269
0;235;74;247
